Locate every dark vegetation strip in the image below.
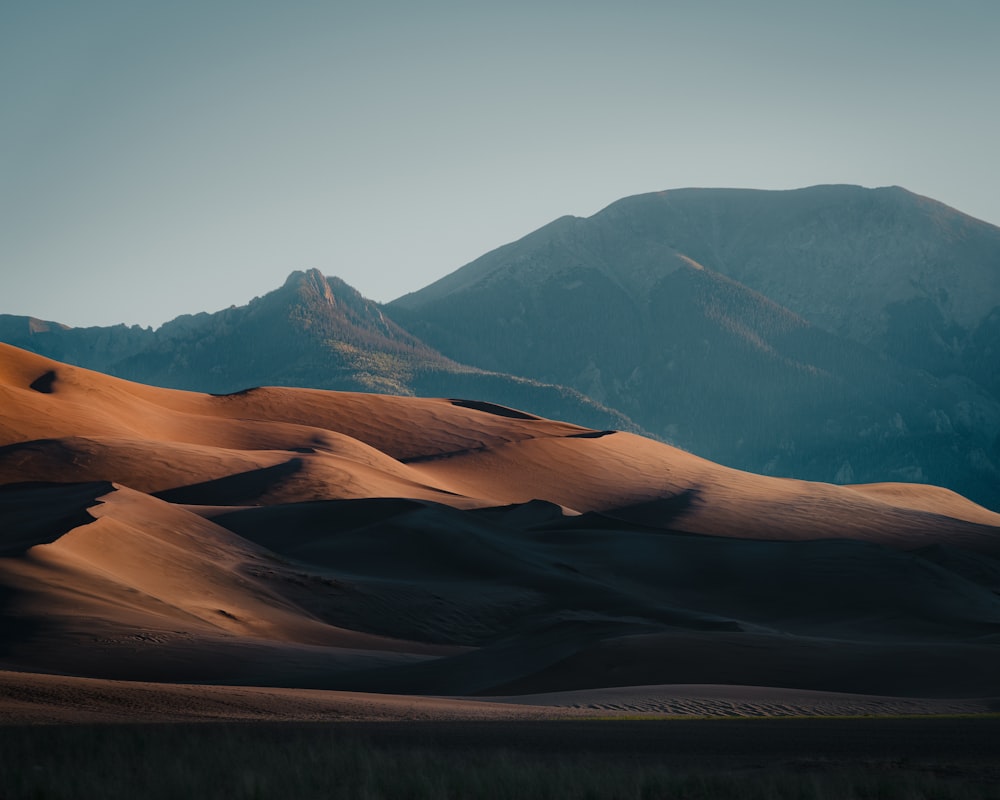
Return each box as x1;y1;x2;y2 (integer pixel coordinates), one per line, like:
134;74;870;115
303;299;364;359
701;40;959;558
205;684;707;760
1;718;999;799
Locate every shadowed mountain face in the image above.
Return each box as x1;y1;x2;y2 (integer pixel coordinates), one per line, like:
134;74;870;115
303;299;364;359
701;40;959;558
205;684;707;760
0;270;636;434
388;186;1000;509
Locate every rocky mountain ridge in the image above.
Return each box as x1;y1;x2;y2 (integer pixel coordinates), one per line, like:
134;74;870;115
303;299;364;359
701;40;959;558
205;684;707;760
388;185;1000;509
0;269;637;434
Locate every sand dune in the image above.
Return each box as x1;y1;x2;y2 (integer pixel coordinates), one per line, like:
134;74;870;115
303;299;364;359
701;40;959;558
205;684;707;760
1;672;992;725
410;432;1000;551
489;683;998;717
0;670;572;724
0;345;582;458
845;481;1000;525
0;482;457;687
1;341;999;719
4;342;997;543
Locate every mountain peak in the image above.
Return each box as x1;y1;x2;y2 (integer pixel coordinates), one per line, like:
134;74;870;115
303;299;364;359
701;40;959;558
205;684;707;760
283;268;330;295
386;185;1000;510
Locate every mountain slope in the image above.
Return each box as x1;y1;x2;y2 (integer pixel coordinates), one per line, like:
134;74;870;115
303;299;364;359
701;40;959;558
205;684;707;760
0;270;637;434
394;185;1000;363
388;186;1000;509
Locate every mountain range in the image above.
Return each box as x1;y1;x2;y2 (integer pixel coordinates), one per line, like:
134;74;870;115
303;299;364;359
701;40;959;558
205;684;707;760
389;185;1000;509
0;270;635;434
2;184;998;509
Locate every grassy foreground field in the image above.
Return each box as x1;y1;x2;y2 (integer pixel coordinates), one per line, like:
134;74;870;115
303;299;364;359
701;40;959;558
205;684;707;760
1;716;999;799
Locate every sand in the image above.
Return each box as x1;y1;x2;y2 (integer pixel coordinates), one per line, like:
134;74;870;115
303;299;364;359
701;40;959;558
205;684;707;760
1;342;999;722
0;671;994;725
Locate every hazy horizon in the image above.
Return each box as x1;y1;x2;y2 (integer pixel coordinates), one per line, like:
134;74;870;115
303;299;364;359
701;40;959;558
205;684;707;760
3;0;999;328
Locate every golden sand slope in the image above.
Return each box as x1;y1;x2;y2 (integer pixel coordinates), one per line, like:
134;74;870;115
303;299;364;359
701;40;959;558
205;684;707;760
3;342;998;545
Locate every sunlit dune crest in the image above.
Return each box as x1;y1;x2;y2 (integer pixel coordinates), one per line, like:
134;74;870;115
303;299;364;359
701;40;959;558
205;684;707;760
2;343;997;535
1;342;999;721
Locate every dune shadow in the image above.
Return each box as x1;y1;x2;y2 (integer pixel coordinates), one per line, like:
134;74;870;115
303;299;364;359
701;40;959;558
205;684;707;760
0;482;110;659
153;458;304;505
594;488;702;530
448;399;541;420
213;496;432;552
209;386;260;398
28;370;56;393
0;481;111;556
0;584;45;659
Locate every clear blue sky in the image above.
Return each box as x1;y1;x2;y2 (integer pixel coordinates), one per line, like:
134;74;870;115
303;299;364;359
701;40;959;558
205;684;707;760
3;0;998;328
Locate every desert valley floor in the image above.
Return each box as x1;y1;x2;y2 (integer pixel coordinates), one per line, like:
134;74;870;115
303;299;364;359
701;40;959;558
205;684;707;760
1;341;1000;723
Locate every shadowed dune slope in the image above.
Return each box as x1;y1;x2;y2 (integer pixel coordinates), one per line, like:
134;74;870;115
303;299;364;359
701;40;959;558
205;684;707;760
1;342;1000;707
208;499;1000;697
0;482;458;686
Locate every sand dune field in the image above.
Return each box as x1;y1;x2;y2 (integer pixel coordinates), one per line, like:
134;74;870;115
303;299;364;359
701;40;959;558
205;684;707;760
1;342;999;722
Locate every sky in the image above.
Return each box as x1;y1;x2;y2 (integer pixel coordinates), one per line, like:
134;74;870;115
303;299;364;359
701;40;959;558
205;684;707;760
2;0;999;329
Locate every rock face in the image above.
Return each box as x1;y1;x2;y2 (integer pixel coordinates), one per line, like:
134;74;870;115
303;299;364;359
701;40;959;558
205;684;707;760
0;270;637;434
388;186;1000;510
